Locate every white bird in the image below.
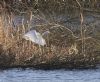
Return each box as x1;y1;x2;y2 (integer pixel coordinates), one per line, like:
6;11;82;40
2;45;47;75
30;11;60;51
23;30;46;46
42;30;50;36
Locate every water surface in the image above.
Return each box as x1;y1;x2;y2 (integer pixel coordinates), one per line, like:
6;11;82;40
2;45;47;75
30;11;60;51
0;68;100;82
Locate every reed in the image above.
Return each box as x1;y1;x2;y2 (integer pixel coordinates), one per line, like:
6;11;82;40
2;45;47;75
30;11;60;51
0;0;100;68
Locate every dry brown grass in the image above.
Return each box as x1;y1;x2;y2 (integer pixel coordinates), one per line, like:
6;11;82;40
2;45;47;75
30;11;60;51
0;12;78;65
0;0;100;68
0;16;5;44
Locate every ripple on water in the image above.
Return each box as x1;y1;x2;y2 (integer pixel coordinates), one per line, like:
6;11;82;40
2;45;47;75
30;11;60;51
0;68;100;82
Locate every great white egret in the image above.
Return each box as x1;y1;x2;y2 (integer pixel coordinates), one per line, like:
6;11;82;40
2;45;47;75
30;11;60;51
23;30;50;46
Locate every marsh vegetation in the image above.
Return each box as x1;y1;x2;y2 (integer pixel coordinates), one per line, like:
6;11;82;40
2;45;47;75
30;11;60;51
0;0;100;69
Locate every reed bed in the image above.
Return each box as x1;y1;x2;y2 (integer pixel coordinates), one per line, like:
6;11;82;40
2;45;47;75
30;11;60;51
0;0;100;68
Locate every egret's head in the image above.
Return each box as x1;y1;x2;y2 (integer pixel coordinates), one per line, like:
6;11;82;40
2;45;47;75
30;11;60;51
42;31;50;36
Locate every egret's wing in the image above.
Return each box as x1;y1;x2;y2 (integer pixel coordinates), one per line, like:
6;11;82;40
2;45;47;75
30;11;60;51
23;30;46;46
23;30;37;42
35;32;46;46
34;31;46;46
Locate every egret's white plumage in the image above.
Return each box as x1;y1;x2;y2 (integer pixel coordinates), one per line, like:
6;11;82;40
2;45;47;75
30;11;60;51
23;30;46;46
42;31;50;36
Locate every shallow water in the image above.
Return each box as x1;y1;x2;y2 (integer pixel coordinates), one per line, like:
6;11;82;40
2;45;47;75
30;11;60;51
0;68;100;82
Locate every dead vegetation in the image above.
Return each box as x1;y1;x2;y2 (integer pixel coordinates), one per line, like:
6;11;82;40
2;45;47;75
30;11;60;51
0;0;100;68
